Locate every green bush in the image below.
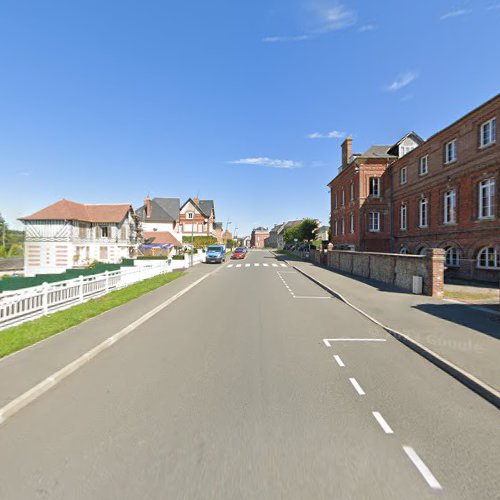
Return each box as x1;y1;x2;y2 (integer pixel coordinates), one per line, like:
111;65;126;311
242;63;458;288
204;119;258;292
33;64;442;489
172;255;185;260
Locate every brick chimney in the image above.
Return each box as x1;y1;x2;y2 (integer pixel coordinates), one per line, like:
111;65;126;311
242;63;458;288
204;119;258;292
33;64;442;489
144;195;151;218
193;197;200;205
341;137;352;168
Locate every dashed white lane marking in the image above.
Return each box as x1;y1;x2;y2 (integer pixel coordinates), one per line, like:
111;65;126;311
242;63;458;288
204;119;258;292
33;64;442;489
263;263;269;267
403;446;442;490
245;263;250;267
372;411;394;434
227;264;233;268
254;263;260;267
236;264;242;268
333;355;345;367
280;263;287;267
323;338;387;347
349;377;366;396
272;264;278;267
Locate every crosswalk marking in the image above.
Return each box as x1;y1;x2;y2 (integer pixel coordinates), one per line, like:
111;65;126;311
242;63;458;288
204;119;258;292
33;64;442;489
245;263;250;267
272;264;278;267
280;263;287;267
236;264;241;268
254;263;260;267
227;264;233;268
263;263;269;267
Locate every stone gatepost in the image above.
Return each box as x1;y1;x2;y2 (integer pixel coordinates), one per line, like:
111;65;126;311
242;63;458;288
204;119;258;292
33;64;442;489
425;248;445;298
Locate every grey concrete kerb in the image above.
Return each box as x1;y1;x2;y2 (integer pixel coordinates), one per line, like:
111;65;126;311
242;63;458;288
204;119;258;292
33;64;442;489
271;252;500;409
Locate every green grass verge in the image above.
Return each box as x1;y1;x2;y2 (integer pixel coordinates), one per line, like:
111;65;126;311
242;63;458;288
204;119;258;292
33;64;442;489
444;290;498;301
0;271;185;360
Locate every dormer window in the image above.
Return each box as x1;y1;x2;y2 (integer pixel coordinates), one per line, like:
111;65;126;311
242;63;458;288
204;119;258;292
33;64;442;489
400;144;416;157
187;212;194;220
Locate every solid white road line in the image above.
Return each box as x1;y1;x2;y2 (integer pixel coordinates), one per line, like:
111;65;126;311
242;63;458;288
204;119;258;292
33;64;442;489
372;411;394;434
236;264;241;268
403;446;442;490
293;296;330;299
349;377;366;395
227;264;233;268
333;355;345;367
323;338;387;347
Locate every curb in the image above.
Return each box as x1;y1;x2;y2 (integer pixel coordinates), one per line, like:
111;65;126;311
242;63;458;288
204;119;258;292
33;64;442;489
0;264;224;427
291;262;500;410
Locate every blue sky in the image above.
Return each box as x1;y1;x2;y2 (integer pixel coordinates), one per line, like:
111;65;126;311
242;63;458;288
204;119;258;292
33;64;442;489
1;0;499;235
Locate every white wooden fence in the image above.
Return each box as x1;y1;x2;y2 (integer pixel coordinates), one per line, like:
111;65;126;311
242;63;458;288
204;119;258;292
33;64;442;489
0;261;176;330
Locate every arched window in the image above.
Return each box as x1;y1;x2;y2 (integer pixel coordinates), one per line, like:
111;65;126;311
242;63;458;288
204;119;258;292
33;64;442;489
418;246;428;255
400;246;410;254
477;247;499;269
445;247;460;267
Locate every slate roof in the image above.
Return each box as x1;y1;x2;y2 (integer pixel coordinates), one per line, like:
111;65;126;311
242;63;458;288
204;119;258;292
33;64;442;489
20;199;132;223
358;145;395;158
180;198;215;218
136;198;180;222
253;226;269;233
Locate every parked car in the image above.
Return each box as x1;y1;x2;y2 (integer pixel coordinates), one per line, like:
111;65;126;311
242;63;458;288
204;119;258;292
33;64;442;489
231;247;247;260
205;245;226;264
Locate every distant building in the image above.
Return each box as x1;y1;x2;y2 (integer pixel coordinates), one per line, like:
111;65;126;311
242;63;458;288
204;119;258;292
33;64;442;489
20;199;140;276
266;220;304;249
315;225;330;241
250;227;269;248
136;196;182;246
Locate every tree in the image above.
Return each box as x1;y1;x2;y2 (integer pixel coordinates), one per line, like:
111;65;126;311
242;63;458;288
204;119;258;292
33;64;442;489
0;213;24;257
300;218;318;242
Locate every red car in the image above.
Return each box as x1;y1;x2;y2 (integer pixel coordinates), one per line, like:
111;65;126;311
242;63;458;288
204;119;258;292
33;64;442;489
231;247;247;259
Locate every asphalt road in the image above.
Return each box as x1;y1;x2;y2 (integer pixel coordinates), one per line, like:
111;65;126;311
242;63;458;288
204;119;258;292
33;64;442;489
0;250;498;499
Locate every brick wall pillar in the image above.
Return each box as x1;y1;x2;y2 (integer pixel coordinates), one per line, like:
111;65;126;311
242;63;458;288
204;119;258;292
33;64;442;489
425;248;445;298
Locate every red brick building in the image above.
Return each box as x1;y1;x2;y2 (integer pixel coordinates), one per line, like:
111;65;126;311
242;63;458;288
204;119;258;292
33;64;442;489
391;95;499;282
328;133;423;252
250;227;269;248
179;197;216;239
328;95;499;282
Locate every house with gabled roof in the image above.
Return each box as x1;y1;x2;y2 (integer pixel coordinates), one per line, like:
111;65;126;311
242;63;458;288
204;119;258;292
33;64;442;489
179;197;216;239
136;196;182;246
19;199;140;276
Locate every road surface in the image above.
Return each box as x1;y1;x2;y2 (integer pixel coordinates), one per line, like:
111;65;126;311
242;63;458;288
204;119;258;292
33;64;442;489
0;250;498;499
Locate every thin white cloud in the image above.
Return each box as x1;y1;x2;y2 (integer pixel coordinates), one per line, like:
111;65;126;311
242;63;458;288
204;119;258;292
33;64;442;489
440;9;471;20
358;24;377;32
229;157;302;169
307;130;345;139
487;3;500;9
263;2;356;43
386;71;418;92
262;35;312;43
318;5;357;32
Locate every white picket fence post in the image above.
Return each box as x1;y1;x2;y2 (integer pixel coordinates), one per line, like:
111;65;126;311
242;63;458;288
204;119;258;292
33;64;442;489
104;270;109;293
79;275;84;303
42;282;49;316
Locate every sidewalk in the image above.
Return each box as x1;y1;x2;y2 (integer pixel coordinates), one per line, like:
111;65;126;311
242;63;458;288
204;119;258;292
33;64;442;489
286;258;500;394
0;263;219;410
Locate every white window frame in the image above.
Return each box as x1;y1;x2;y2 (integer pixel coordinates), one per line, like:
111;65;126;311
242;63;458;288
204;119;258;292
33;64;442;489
341;189;345;206
187;211;194;220
476;247;499;269
480;117;496;147
445;139;457;164
369;177;380;197
350;213;354;233
341;217;345;235
445;247;460;267
350;182;354;201
400;144;416;157
419;198;428;228
334;220;338;236
419;155;428;176
400;167;407;185
479;178;495;219
444;190;456;224
368;212;380;232
334;192;338;209
400;203;407;230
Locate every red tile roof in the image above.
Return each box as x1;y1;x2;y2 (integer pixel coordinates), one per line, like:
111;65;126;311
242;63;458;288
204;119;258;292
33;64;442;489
20;199;132;223
143;231;182;246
